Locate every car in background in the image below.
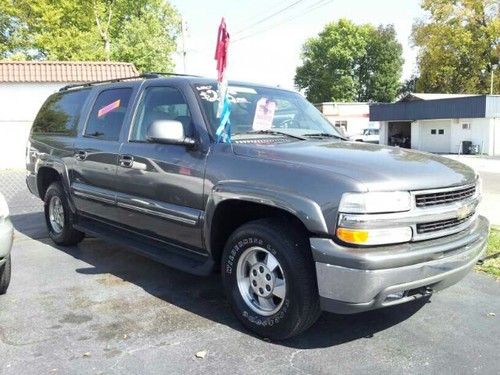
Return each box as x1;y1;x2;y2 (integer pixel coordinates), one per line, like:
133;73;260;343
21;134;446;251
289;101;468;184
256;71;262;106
0;192;13;294
350;128;380;143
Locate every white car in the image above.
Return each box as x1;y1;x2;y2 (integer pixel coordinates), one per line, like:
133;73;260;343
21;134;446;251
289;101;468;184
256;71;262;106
350;128;380;143
0;192;13;294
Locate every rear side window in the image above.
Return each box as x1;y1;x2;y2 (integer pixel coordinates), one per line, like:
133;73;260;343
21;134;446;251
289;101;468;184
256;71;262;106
84;88;132;141
32;89;90;135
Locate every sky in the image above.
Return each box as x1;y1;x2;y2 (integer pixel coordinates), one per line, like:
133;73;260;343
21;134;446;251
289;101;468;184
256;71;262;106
170;0;424;89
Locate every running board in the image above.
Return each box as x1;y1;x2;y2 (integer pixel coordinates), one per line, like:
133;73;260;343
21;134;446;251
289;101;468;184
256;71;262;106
74;218;214;276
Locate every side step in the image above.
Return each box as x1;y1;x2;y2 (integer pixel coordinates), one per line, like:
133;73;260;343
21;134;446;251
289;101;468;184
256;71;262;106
74;218;214;276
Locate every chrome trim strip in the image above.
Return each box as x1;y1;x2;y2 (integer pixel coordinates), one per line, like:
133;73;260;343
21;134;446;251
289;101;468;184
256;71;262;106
116;201;197;226
73;190;115;205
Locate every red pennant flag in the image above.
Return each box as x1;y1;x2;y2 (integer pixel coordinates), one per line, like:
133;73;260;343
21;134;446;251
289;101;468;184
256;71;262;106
214;17;230;82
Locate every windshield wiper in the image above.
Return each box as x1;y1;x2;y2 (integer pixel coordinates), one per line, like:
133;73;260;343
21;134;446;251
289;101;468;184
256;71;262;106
236;130;307;140
303;132;347;140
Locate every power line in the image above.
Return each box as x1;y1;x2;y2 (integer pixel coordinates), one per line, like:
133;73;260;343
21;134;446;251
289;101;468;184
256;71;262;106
234;0;292;30
233;0;333;43
233;0;308;36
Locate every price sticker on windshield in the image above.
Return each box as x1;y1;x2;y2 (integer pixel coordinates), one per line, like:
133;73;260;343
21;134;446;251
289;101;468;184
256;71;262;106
252;98;276;131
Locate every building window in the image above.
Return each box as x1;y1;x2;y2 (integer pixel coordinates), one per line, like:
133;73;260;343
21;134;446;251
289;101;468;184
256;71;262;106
462;123;471;130
438;129;444;134
431;129;436;134
334;120;348;129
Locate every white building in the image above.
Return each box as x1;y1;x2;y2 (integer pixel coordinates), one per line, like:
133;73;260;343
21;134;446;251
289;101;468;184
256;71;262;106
370;93;500;155
0;61;138;168
315;102;380;138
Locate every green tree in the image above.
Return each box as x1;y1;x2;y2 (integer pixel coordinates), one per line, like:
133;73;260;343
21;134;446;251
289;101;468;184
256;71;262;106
412;0;500;94
295;19;403;103
0;0;180;72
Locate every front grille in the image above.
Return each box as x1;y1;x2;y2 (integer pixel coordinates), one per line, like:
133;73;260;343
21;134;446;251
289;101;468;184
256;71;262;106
416;213;474;234
415;185;475;207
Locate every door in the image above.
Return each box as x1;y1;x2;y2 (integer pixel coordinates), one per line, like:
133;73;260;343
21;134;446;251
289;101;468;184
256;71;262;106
115;85;206;250
421;121;451;153
71;87;133;223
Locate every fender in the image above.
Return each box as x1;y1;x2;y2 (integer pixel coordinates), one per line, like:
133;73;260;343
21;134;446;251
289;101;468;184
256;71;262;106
34;154;78;214
203;180;329;252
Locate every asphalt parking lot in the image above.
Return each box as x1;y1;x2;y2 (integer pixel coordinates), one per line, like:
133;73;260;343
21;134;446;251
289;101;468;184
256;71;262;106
0;169;499;374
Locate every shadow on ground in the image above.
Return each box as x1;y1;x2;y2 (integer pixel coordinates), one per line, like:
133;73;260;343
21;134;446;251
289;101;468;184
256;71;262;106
12;211;427;349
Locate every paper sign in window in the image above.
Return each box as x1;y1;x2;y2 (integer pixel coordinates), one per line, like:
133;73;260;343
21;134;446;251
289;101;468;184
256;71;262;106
98;99;121;118
252;98;276;131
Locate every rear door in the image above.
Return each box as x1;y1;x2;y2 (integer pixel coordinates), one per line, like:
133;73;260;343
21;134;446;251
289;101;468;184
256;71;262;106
115;84;207;250
71;86;135;223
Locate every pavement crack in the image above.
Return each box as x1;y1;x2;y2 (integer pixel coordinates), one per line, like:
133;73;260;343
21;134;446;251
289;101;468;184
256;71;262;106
0;327;55;347
289;349;311;375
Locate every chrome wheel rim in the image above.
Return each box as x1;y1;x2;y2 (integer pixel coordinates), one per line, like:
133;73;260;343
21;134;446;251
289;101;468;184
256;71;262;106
236;246;286;316
49;196;64;234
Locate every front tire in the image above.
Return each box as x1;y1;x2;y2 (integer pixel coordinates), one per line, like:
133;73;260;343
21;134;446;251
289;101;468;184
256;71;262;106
222;219;321;340
44;182;84;246
0;254;11;295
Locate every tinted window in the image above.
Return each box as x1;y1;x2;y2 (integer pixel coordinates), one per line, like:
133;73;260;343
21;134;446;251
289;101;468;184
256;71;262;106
431;129;436;134
85;88;132;141
32;89;90;135
130;86;192;142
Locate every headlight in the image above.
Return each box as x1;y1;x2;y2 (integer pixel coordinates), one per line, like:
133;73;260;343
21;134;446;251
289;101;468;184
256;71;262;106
0;193;9;219
337;191;413;246
339;191;412;213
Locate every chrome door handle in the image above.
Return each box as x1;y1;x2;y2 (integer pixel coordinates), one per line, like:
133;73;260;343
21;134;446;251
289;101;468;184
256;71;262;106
119;155;134;168
74;150;87;161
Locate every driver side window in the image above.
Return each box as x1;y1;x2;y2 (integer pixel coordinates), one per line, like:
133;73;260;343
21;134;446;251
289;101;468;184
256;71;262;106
130;86;192;142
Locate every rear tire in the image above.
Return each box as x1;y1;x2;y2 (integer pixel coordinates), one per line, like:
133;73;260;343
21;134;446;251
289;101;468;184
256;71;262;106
221;218;321;340
44;182;84;246
0;254;11;295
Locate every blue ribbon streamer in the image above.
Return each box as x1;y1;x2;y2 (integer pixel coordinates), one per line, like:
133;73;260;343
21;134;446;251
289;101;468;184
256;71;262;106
215;94;232;144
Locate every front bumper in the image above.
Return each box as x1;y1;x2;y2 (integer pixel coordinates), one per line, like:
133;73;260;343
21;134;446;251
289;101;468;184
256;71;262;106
0;217;14;266
311;215;489;314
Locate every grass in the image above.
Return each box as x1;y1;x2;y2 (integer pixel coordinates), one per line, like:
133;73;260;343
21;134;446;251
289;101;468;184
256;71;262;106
476;227;500;279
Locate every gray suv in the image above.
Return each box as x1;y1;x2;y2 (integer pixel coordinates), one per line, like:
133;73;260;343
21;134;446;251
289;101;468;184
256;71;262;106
26;74;489;339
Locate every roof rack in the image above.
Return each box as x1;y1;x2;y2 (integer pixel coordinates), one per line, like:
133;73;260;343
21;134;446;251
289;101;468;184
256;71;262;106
59;72;202;91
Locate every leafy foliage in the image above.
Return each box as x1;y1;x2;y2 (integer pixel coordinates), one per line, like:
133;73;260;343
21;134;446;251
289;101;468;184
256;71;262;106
0;0;180;72
295;19;403;103
412;0;500;94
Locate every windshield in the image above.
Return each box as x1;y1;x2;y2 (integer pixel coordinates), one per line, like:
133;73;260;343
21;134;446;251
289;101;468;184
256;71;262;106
193;83;342;139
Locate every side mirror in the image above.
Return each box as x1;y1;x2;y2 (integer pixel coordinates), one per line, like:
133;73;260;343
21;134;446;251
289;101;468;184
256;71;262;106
146;120;195;146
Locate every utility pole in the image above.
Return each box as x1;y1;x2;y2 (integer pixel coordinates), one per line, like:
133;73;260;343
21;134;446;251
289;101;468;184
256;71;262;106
491;64;498;95
181;18;188;74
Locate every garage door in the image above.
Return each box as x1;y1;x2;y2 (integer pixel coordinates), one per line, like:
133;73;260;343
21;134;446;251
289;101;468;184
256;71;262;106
420;121;451;153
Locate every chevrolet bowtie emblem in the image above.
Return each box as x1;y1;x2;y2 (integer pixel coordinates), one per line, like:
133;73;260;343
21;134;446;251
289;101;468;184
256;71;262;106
457;204;474;220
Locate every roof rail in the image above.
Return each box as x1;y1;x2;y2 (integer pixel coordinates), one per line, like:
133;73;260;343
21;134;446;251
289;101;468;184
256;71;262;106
144;72;202;78
59;74;150;91
58;72;201;92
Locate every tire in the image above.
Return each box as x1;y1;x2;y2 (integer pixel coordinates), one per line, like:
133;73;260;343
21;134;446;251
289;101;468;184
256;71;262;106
44;181;84;246
221;218;321;340
0;254;11;294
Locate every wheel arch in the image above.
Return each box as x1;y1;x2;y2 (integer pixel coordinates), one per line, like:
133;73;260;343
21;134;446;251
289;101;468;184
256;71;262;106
204;183;328;265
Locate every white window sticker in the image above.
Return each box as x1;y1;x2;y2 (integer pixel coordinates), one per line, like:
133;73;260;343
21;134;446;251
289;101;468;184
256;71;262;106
252;98;276;131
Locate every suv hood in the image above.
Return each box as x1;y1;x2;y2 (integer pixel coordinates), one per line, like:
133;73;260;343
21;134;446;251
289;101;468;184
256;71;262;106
233;140;476;191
